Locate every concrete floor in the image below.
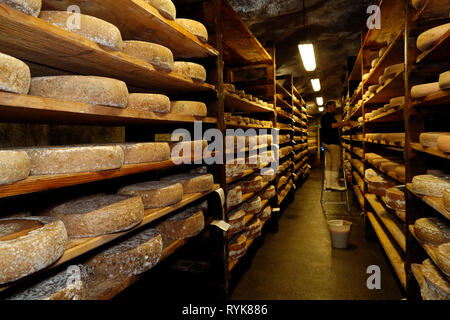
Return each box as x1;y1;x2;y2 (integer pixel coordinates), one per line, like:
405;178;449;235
231;168;405;300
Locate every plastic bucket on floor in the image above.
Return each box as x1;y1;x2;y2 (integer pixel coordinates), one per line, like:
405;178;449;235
328;220;352;249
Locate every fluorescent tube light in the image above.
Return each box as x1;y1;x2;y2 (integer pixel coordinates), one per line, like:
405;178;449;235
298;43;316;71
311;78;321;92
316;97;324;106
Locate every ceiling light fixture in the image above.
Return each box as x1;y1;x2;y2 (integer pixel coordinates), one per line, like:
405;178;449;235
318;106;324;112
311;78;321;92
298;43;316;71
316;97;324;106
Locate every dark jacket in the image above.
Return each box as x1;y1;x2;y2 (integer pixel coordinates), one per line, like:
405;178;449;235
320;112;340;145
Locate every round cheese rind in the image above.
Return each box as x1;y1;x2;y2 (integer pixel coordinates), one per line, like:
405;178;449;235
420;132;450;148
86;228;162;279
444;189;450;211
161;173;214;194
236;175;263;194
436;243;450;278
22;145;124;175
229;233;246;261
411;82;441;99
7;264;89;300
227;209;245;237
0;216;68;284
170;101;207;117
414;217;450;246
260;185;275;200
245;217;262;240
0;52;31;94
40;194;144;238
239;196;262;215
176;18;208;43
119;142;170;164
412;175;450;197
258;206;272;222
437;135;450;153
122;41;174;71
157;207;204;244
396;165;406;180
0;0;41;16
118;181;183;209
367;176;395;197
421;259;450;300
39;11;123;50
416;23;450;52
30;76;129;108
0;150;31;185
439;71;450;90
127;93;170;113
143;0;176;20
385;187;406;211
226;184;243;207
173;62;207;82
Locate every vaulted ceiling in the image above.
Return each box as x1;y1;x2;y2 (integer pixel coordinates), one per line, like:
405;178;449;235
228;0;368;113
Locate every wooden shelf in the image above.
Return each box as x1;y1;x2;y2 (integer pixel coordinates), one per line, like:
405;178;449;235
225;122;273;130
226;163;270;184
0;4;214;93
406;184;450;220
365;106;405;123
381;196;406;223
226;182;270;213
413;90;450;107
411;0;450;32
276;83;292;99
0;155;212;199
410;142;450;160
353;184;365;210
367;211;406;289
0;185;219;293
365;193;406;252
350;87;363;106
416;30;450;64
0;92;217;126
276;99;292;110
366;162;406;185
224;92;274;114
365;71;404;105
41;0;218;59
364;139;405;149
276;109;293;121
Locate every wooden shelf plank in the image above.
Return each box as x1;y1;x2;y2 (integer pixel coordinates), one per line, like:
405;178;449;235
0;4;214;93
0;155;212;199
365;71;404;105
349;49;363;82
0;185;219;293
276;82;292;99
365;106;405;124
381;196;406;222
416;30;450;64
224;92;274;114
41;0;218;59
0;92;217;126
352;184;365;210
367;211;406;289
410;142;450;160
406;184;450;220
413;89;450;107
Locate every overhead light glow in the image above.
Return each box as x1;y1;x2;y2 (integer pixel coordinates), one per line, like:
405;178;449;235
298;43;317;71
316;97;324;106
311;78;321;92
318;106;324;112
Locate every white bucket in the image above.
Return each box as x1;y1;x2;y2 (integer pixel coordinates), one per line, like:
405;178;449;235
328;220;352;249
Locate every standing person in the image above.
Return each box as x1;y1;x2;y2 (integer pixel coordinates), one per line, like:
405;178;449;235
320;101;352;191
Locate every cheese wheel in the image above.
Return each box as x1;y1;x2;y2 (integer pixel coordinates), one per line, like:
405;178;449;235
439;71;450;90
239;196;262;215
384;63;404;78
170;101;207;117
414;217;450;245
229;233;246;261
0;150;30;185
368;84;379;93
436;243;450;278
0;217;68;284
118;181;183;209
437;135;450;153
378;75;386;86
143;0;176;20
169;140;208;158
157;207;204;245
420;259;450;300
176;19;208;43
227;209;245;237
39;11;123;50
372;158;390;168
390;96;405;107
41;194;144;238
379;47;388;57
226;161;245;178
173;62;207;82
385;187;406;211
367;176;395;196
261;167;276;182
86;227;162;279
236;175;263;194
382;132;405;143
122;41;174;71
7;264;89;300
417;23;450;52
365;169;378;179
0;0;41;16
371;58;380;68
0;52;31;94
226;184;243;207
411;82;441;99
127;93;170;113
258;206;272;222
161;173;214;194
413;175;450;197
245;217;262;240
420;132;450;148
380;161;399;172
22;145;124;175
30;76;129;108
365;153;382;162
260;185;275;200
396;165;406;180
444;189;450;211
119;142;170;164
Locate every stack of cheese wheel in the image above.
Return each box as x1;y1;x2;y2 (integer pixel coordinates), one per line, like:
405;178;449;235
229;233;247;262
118;180;184;209
161;173;214;194
0;217;68;284
227;209;245;238
156;206;205;246
85;227;162;280
7;264;89;300
226;184;243;207
39;194;145;238
413;175;450;197
39;11;123;50
385;187;406;211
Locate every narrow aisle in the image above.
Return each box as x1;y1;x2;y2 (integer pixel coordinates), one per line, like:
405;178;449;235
231;168;404;300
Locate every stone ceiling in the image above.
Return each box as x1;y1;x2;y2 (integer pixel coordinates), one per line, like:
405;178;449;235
228;0;369;114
